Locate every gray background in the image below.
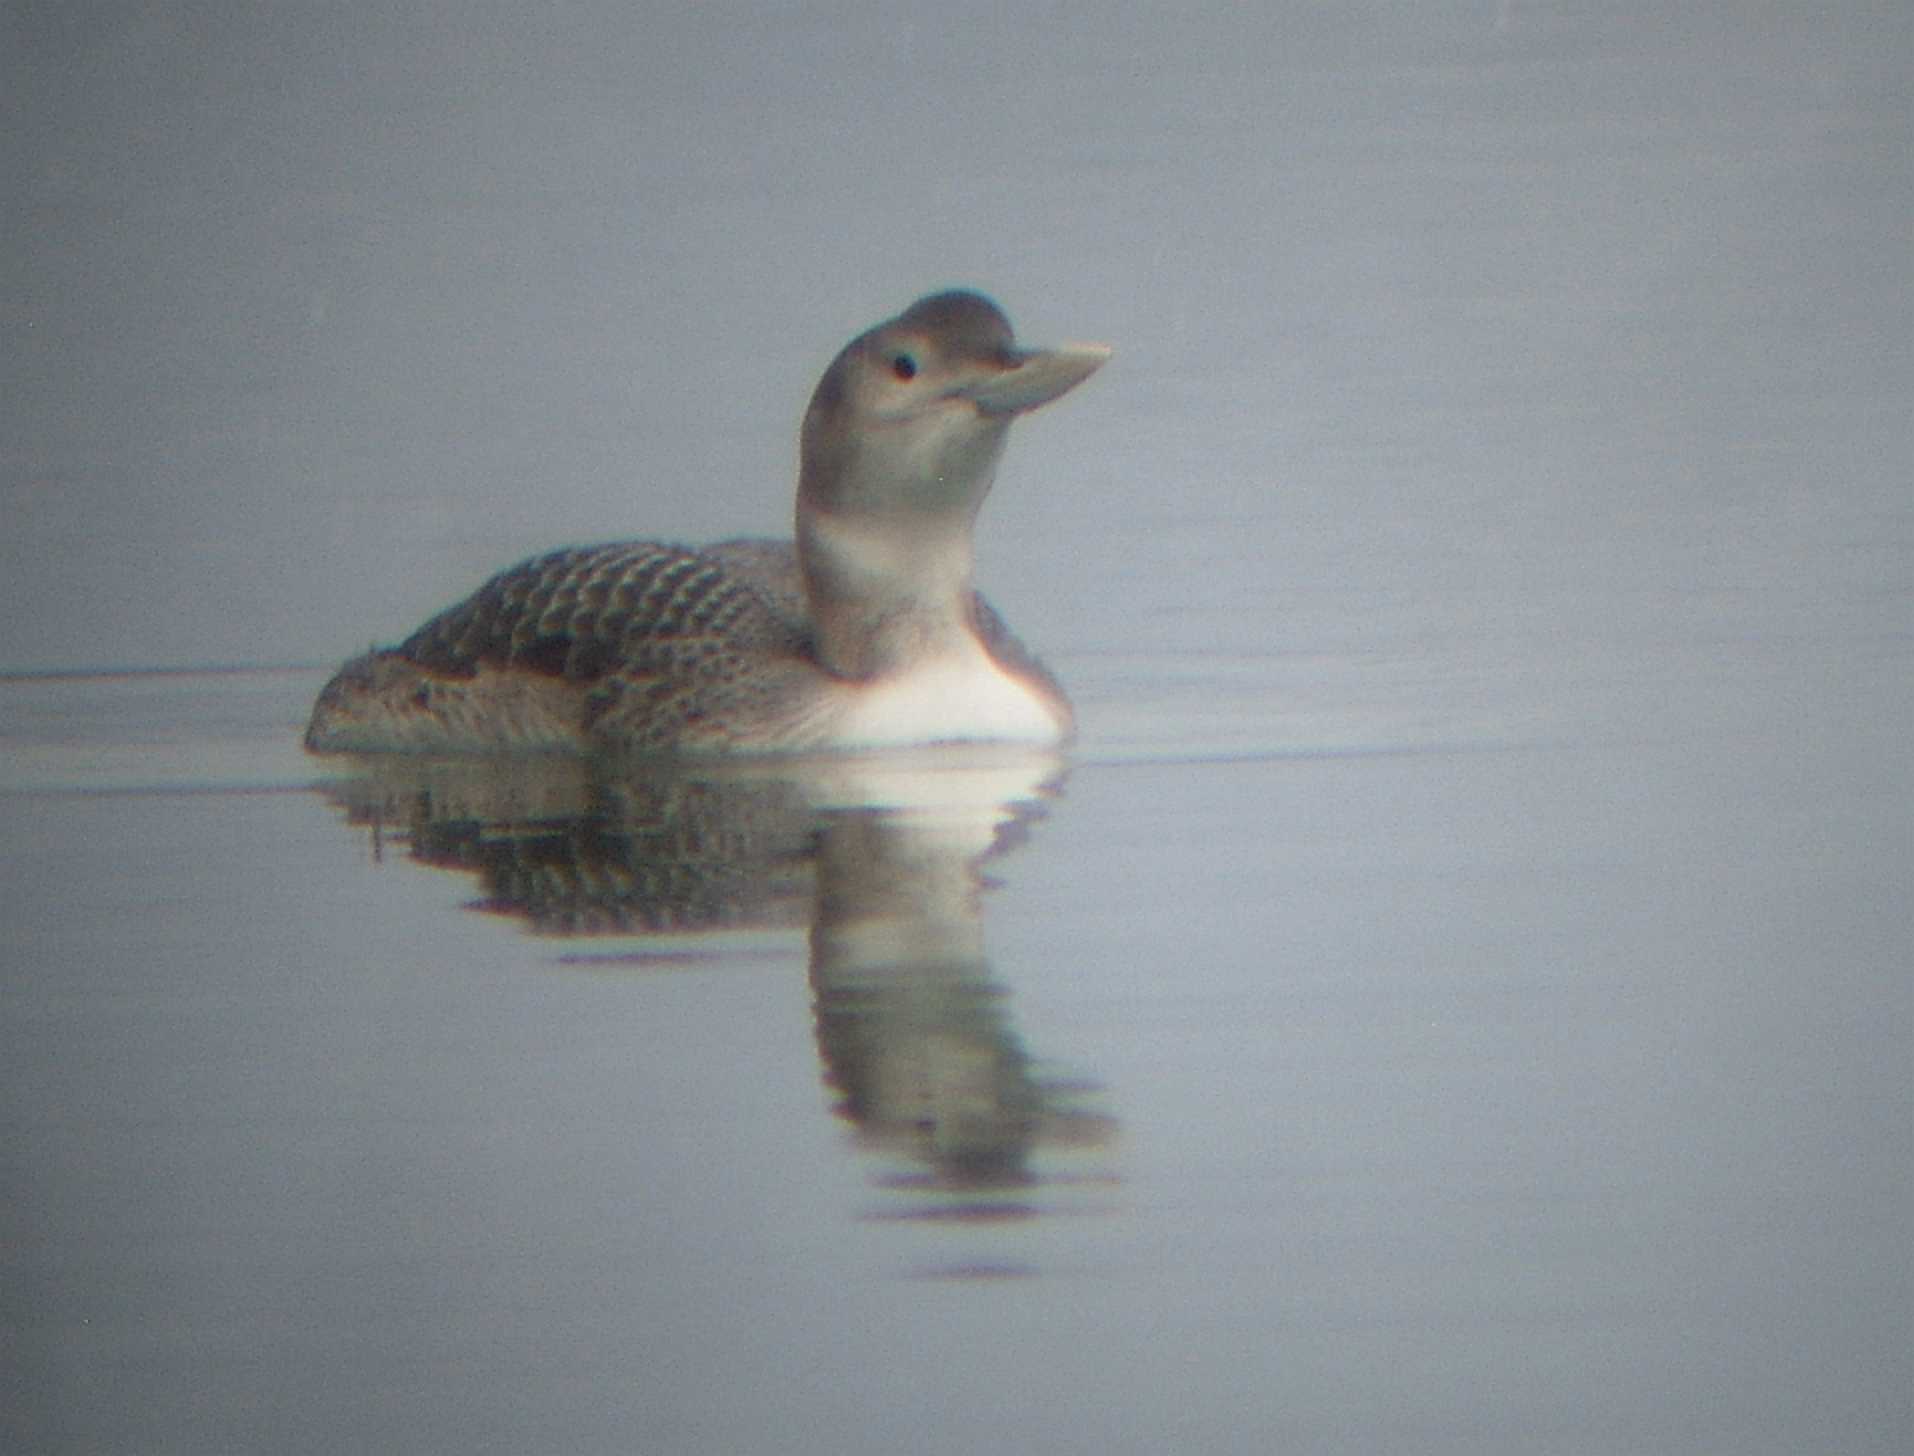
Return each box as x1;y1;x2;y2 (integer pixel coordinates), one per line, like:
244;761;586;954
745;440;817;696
9;1;1904;693
3;4;1908;1453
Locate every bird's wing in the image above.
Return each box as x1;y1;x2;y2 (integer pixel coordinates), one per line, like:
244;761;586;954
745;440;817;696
399;541;805;684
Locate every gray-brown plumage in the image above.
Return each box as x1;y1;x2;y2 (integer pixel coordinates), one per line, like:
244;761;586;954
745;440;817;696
304;291;1108;755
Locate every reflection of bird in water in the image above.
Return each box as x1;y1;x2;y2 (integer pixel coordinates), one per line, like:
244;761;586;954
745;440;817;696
320;757;815;935
808;810;1112;1195
314;753;1115;1203
306;291;1109;755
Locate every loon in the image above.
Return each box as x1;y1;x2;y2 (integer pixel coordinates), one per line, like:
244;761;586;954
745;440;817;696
304;290;1109;755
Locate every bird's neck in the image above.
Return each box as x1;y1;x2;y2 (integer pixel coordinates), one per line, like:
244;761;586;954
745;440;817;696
797;503;983;680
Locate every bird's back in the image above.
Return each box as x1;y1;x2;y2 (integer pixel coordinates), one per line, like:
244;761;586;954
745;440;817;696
305;537;1068;754
306;541;812;753
398;541;806;683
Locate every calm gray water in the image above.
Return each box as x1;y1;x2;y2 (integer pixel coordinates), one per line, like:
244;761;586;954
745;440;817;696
4;3;1910;1453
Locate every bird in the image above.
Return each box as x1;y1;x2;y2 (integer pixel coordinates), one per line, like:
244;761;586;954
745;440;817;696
303;290;1109;755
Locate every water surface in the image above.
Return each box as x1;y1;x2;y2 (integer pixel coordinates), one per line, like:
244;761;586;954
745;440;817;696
4;3;1909;1452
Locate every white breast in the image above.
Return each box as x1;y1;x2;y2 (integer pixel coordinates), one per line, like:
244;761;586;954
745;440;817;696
827;641;1067;749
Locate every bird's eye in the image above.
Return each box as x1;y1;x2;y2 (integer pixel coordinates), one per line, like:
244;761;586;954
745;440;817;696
890;353;918;381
